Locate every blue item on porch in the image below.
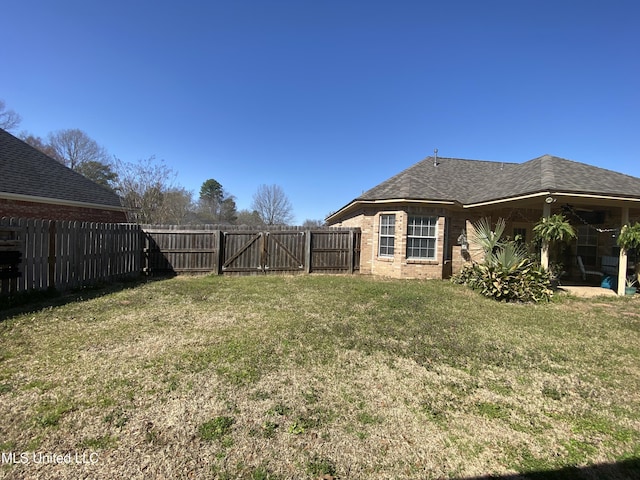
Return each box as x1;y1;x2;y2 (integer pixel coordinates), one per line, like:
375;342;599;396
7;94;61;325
601;275;617;290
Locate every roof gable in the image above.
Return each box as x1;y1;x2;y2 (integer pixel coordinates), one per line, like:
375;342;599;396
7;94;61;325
0;128;123;209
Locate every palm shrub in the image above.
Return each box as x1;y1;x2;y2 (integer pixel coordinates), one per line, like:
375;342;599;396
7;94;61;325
532;213;576;275
453;217;553;302
471;217;506;262
455;261;552;303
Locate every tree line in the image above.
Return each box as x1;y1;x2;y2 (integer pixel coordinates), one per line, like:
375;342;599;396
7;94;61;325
1;100;319;226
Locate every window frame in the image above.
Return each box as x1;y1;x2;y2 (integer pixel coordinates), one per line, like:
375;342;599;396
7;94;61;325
406;216;438;260
378;214;396;257
576;224;598;267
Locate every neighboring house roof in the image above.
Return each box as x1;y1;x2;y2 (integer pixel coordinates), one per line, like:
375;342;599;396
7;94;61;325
0;128;123;209
329;154;640;220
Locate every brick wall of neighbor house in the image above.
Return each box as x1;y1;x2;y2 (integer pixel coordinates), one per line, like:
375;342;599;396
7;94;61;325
0;198;127;223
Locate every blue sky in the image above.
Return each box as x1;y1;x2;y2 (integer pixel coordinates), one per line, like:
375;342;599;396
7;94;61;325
2;0;638;224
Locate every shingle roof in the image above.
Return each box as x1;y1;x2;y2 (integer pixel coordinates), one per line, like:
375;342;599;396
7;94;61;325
358;154;640;205
0;128;123;208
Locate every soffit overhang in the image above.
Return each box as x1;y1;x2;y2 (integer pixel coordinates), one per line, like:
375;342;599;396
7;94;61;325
326;198;460;223
464;191;640;210
0;191;127;212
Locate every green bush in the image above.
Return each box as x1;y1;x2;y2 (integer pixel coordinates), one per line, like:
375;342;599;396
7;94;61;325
454;217;553;303
452;261;552;303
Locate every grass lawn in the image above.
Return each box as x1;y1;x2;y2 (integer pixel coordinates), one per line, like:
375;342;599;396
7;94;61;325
0;275;639;479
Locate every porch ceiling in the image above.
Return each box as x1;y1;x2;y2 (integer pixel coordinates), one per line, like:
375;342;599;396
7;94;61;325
463;191;640;211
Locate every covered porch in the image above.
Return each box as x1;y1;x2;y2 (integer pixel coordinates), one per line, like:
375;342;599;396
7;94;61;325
464;192;640;295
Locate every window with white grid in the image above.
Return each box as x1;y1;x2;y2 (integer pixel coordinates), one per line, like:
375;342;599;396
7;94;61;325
378;214;395;256
406;216;437;259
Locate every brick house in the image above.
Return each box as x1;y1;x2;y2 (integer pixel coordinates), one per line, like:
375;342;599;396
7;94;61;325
0;128;127;222
326;154;640;294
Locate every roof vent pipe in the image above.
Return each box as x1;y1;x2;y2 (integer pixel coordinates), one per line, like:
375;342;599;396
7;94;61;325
433;148;439;167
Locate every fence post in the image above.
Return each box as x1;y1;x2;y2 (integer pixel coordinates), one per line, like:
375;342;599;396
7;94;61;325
48;221;56;289
260;232;267;271
215;230;222;275
348;229;354;274
304;230;312;274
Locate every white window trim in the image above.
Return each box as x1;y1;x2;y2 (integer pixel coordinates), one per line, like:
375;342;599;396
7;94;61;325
378;214;396;257
406;216;438;260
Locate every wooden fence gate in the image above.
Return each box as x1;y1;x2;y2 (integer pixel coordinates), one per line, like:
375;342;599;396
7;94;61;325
221;231;306;273
143;226;360;275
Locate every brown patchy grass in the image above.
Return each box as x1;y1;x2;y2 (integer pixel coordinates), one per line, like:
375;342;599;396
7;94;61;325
0;275;639;479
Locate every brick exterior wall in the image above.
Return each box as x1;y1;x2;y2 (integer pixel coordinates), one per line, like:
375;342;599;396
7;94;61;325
0;198;127;223
331;206;470;279
331;203;640;280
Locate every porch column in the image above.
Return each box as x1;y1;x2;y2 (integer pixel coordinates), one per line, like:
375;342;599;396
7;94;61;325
617;206;630;296
540;202;551;270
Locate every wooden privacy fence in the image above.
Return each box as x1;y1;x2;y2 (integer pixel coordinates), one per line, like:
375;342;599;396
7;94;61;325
0;217;141;295
0;218;361;296
142;225;361;275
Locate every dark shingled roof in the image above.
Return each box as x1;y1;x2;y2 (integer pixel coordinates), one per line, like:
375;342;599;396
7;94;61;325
0;128;123;208
358;155;640;205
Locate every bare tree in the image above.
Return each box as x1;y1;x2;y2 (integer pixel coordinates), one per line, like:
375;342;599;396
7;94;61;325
235;209;265;227
115;156;191;224
302;219;325;228
161;187;195;225
0;100;21;131
22;130;117;188
250;184;294;225
47;128;110;170
19;132;59;159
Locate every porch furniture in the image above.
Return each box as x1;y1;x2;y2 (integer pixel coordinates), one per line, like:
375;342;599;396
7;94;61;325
601;255;619;276
577;256;604;282
601;275;617;290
